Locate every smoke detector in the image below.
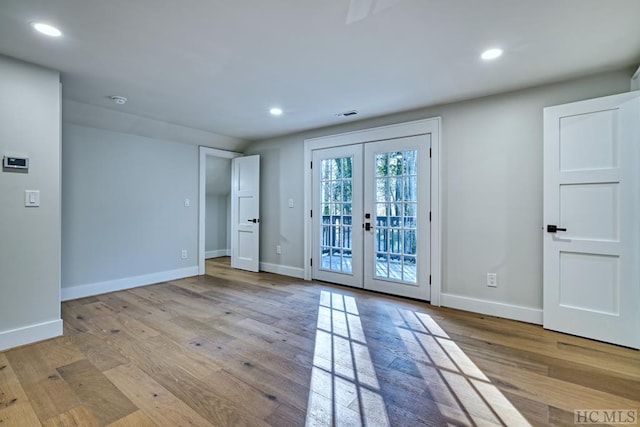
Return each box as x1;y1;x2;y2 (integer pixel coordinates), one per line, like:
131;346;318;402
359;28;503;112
110;95;128;105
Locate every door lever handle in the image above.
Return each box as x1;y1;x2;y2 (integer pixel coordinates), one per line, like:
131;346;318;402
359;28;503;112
364;222;372;231
547;224;566;233
247;218;260;223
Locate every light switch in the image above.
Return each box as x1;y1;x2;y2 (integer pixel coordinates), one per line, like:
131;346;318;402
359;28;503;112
184;198;191;207
288;198;294;208
25;190;40;207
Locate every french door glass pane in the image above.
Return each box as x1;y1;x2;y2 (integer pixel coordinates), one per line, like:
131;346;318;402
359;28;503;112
373;150;418;283
319;156;353;274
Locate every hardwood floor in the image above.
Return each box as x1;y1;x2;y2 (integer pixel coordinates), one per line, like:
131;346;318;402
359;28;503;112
1;257;638;426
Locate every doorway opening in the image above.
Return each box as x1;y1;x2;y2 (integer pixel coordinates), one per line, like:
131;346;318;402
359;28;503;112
198;147;242;275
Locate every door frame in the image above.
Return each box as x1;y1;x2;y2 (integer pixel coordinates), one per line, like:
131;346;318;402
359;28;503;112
198;146;243;275
303;118;442;305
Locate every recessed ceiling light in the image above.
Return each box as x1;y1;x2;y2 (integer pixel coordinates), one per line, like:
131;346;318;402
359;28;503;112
481;48;503;61
270;107;283;116
31;22;62;37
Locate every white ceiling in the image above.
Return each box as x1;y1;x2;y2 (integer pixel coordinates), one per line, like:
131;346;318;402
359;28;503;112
1;0;639;141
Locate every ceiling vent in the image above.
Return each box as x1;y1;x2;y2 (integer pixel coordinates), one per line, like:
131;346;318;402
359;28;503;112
336;110;358;117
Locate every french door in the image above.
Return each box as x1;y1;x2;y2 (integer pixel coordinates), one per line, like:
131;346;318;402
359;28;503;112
312;135;431;300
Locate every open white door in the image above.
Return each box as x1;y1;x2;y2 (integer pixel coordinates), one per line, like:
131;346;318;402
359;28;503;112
231;155;260;272
543;91;640;349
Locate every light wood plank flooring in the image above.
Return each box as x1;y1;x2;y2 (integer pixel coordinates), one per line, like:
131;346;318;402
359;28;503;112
1;257;638;426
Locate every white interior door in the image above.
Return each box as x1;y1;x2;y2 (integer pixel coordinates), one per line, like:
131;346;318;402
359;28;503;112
363;136;431;300
312;136;431;301
312;145;363;287
543;91;640;349
231;155;260;272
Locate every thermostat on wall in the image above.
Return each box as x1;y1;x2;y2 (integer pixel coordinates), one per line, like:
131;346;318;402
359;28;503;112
3;156;29;170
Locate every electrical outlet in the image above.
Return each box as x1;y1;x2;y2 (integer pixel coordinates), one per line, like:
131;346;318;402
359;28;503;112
487;273;497;287
276;245;282;255
181;249;188;259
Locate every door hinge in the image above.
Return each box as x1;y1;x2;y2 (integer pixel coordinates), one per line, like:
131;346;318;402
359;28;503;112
429;148;432;158
310;258;313;267
310;210;313;218
310;161;313;169
429;275;431;285
429;211;432;222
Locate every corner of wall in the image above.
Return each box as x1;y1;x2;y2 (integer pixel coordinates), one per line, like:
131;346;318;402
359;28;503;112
0;55;62;350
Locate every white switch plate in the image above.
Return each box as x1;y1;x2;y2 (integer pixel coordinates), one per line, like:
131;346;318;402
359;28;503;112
288;198;294;208
184;198;191;207
487;273;497;287
25;190;40;207
276;245;281;254
181;249;188;259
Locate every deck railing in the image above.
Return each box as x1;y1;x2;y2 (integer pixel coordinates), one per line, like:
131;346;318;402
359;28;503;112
322;215;410;253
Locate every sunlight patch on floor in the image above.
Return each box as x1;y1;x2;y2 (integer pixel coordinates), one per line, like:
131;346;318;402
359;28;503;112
392;308;531;426
306;291;390;427
306;290;530;426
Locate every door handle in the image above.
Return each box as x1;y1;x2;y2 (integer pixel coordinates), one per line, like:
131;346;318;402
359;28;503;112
364;222;372;231
247;218;260;223
547;224;567;233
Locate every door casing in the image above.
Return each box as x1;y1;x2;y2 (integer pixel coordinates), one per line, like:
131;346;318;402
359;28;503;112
303;118;442;306
198;146;242;275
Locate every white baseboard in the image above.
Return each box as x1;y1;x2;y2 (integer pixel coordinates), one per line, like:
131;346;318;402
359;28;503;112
0;319;63;351
205;249;231;259
259;262;305;279
61;266;199;301
440;293;542;325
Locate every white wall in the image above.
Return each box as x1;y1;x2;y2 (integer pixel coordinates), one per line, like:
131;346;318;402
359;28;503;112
61;124;199;299
204;155;232;257
205;194;230;256
244;68;634;318
0;56;62;350
243;142;305;270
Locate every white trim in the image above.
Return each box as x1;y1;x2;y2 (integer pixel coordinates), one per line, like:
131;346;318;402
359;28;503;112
58;81;63;321
430;119;442;307
198;147;242;275
631;65;640;91
206;249;231;259
61;266;198;301
0;319;63;351
259;262;305;279
303;118;442;305
304;119;439;148
441;293;543;325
